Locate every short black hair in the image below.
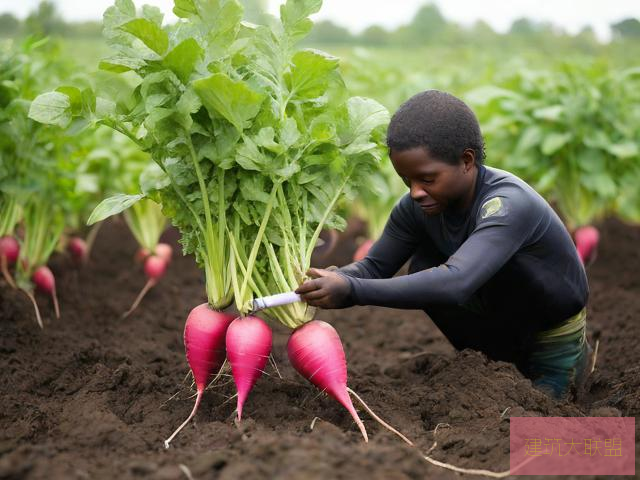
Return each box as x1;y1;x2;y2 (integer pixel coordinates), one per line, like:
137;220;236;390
387;90;485;165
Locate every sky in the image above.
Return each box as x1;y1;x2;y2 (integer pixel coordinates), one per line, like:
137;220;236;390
1;0;638;41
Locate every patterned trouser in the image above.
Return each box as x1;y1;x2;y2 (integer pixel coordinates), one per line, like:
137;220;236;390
527;308;591;399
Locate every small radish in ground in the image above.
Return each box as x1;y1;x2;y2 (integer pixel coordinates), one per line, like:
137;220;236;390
288;320;368;441
164;303;234;448
353;239;373;262
68;236;88;263
32;265;60;319
154;243;173;264
226;315;272;421
0;236;19;288
574;225;600;265
134;247;150;264
122;255;167;318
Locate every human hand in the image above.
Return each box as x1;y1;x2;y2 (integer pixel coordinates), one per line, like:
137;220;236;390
295;267;352;309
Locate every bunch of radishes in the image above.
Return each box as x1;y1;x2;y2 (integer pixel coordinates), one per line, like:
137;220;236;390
165;306;367;447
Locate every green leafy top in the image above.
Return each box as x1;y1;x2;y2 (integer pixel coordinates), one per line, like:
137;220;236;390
29;0;389;319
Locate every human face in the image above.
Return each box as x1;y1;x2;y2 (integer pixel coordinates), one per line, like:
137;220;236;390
390;147;476;216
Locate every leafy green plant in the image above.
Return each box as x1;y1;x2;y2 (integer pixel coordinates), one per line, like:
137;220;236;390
31;0;389;325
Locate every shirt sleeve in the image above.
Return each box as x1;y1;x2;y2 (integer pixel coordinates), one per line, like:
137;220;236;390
344;189;540;309
337;194;420;280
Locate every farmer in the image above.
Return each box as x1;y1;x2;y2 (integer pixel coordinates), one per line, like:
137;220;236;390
296;90;593;400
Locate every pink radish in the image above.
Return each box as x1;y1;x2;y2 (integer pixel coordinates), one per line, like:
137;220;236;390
353;239;373;262
122;255;167;318
226;316;272;421
154;243;173;264
32;265;60;320
134;247;150;264
0;236;19;288
68;236;88;263
288;320;368;441
164;303;234;448
574;226;599;265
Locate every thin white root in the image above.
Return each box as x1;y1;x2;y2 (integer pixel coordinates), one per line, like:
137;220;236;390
347;387;413;446
421;454;512;478
178;464;195;480
52;287;60;319
122;279;155;318
205;360;229;390
164;390;202;449
500;407;511;419
269;355;283;379
310;416;322;431
590;339;599;373
22;289;43;329
1;256;16;288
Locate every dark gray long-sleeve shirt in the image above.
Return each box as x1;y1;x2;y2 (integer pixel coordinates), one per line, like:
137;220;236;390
338;165;589;335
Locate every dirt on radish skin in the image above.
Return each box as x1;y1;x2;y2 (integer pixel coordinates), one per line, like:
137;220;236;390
226;316;273;421
164;303;234;448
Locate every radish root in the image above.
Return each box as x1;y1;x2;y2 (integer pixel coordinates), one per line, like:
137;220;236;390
164;390;202;449
1;256;16;289
22;289;43;329
122;279;156;318
52;286;60;319
347;387;413;446
346;387;533;477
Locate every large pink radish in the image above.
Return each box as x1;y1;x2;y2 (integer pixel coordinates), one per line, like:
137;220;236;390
574;225;599;265
164;304;234;448
288;320;368;442
226;316;272;421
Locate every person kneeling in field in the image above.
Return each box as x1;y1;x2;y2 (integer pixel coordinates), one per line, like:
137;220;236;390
296;90;593;400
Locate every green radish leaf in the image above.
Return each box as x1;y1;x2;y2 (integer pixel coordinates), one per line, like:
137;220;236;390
87;193;145;225
120;18;169;55
28;92;72;127
193;73;264;131
164;38;203;84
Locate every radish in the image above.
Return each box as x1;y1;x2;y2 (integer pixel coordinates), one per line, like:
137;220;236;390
32;265;60;320
0;236;19;288
164;303;234;448
154;243;173;264
134;247;150;264
574;225;600;265
353;239;373;262
226;316;272;421
122;254;167;318
68;236;88;263
287;320;368;441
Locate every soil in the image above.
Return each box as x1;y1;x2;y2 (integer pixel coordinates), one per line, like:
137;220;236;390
0;217;638;480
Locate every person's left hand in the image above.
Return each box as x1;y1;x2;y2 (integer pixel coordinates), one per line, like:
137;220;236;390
295;268;353;309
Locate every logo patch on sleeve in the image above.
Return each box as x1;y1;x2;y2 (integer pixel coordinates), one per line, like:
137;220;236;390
480;197;506;219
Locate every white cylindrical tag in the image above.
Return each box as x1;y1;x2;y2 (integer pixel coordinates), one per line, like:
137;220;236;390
253;291;301;311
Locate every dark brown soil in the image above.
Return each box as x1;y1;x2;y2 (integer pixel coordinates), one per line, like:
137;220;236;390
1;217;638;480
